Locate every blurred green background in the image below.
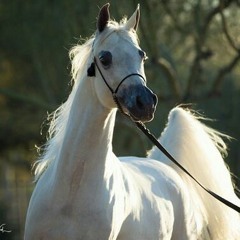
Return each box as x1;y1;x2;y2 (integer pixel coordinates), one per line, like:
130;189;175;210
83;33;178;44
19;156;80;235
1;0;240;239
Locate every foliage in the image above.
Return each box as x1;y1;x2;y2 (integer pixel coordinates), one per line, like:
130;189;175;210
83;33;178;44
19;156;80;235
0;0;240;238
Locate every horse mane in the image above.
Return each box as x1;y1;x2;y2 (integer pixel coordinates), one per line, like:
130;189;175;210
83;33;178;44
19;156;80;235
33;36;94;180
34;18;136;180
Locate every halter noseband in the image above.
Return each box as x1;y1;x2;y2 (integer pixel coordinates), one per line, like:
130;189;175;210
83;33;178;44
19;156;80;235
87;57;146;113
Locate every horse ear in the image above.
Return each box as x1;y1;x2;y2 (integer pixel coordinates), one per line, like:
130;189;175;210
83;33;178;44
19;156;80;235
97;3;110;32
125;4;140;31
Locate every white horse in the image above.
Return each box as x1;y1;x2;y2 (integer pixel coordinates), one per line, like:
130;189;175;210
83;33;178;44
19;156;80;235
24;4;240;240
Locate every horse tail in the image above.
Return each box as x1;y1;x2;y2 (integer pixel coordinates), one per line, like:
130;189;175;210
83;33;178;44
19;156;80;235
148;106;240;239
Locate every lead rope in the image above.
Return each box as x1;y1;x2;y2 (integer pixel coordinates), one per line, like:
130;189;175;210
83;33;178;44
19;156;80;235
88;58;240;214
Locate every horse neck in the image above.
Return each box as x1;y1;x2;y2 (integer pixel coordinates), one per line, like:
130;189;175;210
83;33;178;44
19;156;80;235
53;75;117;189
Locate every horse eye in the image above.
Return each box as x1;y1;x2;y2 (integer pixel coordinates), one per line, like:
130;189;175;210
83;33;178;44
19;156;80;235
98;51;112;68
138;50;148;61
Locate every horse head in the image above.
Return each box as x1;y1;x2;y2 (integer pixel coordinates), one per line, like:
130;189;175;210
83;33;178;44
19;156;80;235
88;3;157;122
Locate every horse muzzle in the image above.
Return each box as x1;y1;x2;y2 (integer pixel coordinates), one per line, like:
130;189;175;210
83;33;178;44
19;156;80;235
116;84;158;123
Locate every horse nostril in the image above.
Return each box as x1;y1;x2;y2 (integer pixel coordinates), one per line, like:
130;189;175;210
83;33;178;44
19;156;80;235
136;96;144;109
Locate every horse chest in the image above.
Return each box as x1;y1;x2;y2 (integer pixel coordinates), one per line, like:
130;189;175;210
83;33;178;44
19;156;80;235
30;203;113;240
117;199;174;240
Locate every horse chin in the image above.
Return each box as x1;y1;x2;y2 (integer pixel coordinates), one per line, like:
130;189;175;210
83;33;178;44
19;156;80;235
128;110;155;123
120;105;156;123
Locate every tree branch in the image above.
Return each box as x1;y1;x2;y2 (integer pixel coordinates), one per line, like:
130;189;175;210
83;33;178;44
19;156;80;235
208;0;240;96
209;52;240;96
220;7;239;52
203;0;234;34
161;0;186;33
184;0;234;100
157;58;182;100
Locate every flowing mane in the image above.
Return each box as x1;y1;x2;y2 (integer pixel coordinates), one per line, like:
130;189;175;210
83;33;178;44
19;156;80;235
34;37;93;179
34;18;136;180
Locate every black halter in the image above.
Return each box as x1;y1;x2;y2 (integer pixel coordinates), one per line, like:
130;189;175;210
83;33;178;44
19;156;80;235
87;57;146;114
88;57;145;94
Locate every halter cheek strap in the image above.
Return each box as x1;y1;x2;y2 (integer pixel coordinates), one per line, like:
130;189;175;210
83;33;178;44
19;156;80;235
87;58;146;95
87;57;146;115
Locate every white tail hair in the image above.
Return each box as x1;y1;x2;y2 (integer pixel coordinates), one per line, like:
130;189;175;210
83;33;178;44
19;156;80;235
148;106;240;239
